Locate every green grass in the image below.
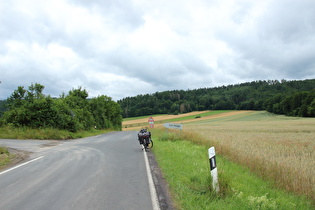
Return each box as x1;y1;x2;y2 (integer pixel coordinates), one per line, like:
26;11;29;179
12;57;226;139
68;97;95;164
189;111;305;124
151;129;314;210
0;146;13;170
0;125;114;140
188;111;259;124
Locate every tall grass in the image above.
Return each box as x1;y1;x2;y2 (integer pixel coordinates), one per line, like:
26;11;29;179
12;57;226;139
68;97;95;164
0;146;12;170
183;113;315;201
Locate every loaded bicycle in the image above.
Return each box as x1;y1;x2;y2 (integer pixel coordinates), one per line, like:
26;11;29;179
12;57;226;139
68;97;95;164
138;128;153;151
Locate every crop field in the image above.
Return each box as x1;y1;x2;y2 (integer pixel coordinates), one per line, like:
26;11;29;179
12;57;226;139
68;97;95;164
184;111;315;201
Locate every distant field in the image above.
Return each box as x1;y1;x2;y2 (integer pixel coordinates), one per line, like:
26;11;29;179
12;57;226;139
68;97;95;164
122;110;252;130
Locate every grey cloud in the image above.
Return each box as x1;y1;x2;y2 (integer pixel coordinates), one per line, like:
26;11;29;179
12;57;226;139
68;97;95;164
1;3;51;44
258;0;315;43
69;0;145;29
216;0;315;82
104;46;213;91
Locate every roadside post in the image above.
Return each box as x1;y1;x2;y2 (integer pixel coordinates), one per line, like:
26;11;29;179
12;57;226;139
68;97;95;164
148;116;154;128
208;147;219;193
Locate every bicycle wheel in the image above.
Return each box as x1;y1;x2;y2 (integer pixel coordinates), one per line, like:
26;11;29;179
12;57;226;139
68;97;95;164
147;139;153;148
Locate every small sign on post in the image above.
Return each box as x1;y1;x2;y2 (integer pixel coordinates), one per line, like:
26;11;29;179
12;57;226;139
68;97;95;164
148;116;154;128
208;147;219;193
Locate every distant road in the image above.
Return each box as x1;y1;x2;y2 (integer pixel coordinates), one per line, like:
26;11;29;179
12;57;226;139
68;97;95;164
0;131;159;210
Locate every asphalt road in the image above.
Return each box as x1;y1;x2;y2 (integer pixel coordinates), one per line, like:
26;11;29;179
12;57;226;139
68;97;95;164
0;131;160;210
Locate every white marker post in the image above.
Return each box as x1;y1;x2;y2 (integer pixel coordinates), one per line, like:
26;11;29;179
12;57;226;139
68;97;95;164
208;147;219;193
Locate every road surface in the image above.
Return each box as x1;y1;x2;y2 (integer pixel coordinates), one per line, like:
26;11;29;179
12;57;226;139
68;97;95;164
0;131;160;210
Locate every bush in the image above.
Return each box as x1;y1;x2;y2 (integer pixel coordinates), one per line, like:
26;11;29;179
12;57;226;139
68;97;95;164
0;84;123;132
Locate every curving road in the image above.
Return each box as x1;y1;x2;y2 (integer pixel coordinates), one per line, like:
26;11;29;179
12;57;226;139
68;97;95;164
0;131;160;210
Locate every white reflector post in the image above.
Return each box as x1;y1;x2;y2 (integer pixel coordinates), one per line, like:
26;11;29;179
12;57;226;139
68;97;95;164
208;147;219;193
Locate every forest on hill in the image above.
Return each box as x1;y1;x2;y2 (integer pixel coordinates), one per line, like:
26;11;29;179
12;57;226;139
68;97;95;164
118;79;315;118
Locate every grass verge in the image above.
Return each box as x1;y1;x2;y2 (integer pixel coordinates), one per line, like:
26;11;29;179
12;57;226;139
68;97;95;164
0;125;115;140
0;146;14;170
151;129;314;210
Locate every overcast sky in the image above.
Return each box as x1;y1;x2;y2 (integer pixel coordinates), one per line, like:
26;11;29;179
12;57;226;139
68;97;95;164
1;0;315;101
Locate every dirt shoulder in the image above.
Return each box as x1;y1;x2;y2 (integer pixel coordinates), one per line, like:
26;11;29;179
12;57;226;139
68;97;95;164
0;148;31;171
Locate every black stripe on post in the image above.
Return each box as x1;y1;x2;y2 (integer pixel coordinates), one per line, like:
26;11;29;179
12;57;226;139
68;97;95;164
209;156;216;170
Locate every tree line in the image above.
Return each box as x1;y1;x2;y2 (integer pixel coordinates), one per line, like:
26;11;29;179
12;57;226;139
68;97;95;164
0;83;122;132
118;79;315;118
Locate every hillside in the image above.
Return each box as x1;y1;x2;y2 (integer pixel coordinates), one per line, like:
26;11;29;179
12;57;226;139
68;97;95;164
118;79;315;118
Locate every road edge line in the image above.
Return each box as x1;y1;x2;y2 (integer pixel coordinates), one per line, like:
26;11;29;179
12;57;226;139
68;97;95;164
143;150;160;210
0;156;44;176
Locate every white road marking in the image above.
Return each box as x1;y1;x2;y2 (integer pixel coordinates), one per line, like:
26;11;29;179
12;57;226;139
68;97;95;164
143;150;160;210
0;156;44;176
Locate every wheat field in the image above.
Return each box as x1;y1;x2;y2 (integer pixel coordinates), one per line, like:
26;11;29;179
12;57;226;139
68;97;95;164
185;112;315;200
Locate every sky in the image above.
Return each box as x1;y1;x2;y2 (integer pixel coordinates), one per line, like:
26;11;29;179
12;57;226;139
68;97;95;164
1;0;315;101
